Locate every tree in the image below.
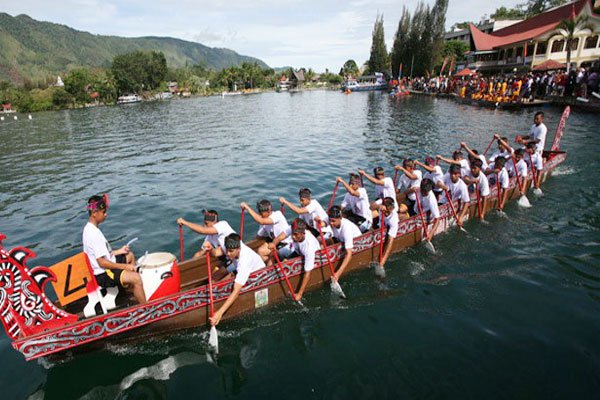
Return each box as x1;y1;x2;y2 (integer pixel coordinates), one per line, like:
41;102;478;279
64;68;92;103
111;51;167;94
521;0;568;17
367;14;390;76
341;59;359;77
491;6;525;20
430;0;449;74
391;7;411;78
553;14;594;72
451;21;471;30
443;40;470;61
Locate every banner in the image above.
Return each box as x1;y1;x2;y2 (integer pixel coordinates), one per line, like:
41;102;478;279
449;56;455;76
440;56;449;76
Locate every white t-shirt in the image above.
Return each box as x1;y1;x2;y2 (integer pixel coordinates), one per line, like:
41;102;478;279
424;166;444;192
293;231;321;272
203;221;235;252
477;154;489;171
528;152;543;171
506;158;528;178
530;123;547;154
456;159;470;177
383;211;400;239
257;210;292;244
489;149;513;163
231;243;266;286
331;218;362;250
466;170;491;197
82;222;115;275
493;168;510;189
398;170;423;201
440;174;470;204
415;191;440;219
341;187;372;222
301;199;329;227
375;177;396;200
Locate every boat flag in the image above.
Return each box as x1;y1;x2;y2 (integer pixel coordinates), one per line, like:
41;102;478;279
399;63;403;79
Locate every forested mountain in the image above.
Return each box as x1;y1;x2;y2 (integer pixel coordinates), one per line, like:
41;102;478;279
0;13;268;84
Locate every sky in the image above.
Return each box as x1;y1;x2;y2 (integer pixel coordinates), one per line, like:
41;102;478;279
1;0;523;71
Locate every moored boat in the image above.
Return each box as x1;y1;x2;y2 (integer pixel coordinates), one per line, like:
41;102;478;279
0;107;571;361
116;94;142;104
342;72;388;92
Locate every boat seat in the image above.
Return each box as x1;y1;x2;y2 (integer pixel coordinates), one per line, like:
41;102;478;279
49;252;119;318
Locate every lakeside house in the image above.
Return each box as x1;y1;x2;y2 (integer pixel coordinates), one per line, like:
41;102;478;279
463;0;600;73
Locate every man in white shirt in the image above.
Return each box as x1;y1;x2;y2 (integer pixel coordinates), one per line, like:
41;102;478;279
177;209;235;261
507;149;529;196
415;179;441;242
378;197;400;269
82;194;146;304
488;135;514;164
241;199;294;265
436;151;470;177
518;111;547;155
279;188;332;239
460;142;489;171
525;142;544;191
288;219;321;301
338;173;373;232
395;159;423;216
487;157;510;211
463;159;490;220
416;158;444;201
438;165;470;227
328;206;362;282
358;166;398;213
209;233;266;326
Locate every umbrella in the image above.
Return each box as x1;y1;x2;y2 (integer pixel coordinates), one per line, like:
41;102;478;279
455;68;475;77
532;59;566;71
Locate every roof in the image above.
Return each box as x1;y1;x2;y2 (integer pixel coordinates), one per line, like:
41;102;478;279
291;69;305;82
532;59;567;70
469;0;591;51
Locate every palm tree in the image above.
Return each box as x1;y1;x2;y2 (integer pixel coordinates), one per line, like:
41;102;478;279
553;13;594;73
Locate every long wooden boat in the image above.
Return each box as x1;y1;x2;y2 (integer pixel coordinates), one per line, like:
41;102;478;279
454;96;552;110
0;107;571;361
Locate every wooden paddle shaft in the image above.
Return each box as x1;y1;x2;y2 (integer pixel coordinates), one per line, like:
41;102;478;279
179;225;185;262
205;252;214;318
327;182;339;211
239;207;245;241
414;193;430;239
272;250;297;299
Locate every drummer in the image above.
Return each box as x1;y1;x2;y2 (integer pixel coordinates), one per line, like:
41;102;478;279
176;209;235;264
288;219;321;301
83;194;146;304
241;200;294;265
209;233;266;326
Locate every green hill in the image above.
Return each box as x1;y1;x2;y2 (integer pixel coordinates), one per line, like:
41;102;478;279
0;13;268;84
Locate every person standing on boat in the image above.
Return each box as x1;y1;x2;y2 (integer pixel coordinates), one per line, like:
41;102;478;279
241;199;294;265
328;205;362;282
463;159;490;220
338;174;373;232
395;159;422;216
437;165;470;227
279;188;332;239
83;194;146;304
415;179;441;242
436;151;470;177
358;167;398;216
379;197;400;269
209;233;265;326
177;210;235;262
288;219;321;301
517;111;547;155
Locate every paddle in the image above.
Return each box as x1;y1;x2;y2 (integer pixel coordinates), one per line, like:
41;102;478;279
239;207;245;241
483;137;496;156
443;190;469;234
179;225;185;262
393;169;399;188
280;203;286;214
511;155;531;208
327;182;339;212
205;252;218;353
495;174;507;218
316;221;346;299
370;211;386;278
528;153;543;196
414;193;436;253
272;250;304;307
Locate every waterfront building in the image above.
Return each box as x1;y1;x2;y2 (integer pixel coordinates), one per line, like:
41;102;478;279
445;19;522;45
465;0;600;73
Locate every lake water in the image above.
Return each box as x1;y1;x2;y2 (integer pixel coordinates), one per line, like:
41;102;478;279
0;91;599;399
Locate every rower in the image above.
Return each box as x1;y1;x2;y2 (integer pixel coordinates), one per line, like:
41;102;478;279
288;219;321;301
279;188;332;239
415;157;444;201
176;210;235;262
209;233;266;326
488;157;510;211
463;159;490;220
436;151;470;177
358;167;398;216
525;142;544;191
518;111;547;155
415;179;441;242
488;135;513;164
83;194;146;304
437;165;470;227
241;200;294;265
338;173;373;232
327;205;362;281
507;148;529;195
378;197;400;269
395;159;423;216
460;142;489;171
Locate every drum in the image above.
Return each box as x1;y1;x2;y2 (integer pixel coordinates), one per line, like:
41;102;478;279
137;252;181;301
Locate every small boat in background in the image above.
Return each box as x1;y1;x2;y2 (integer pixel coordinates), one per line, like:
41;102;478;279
342;72;388;92
117;94;142;104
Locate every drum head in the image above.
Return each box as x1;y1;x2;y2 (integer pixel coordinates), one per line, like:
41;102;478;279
138;252;175;269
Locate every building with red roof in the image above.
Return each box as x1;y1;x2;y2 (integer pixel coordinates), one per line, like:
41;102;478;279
465;0;600;72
